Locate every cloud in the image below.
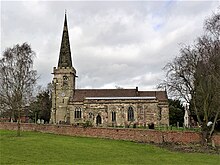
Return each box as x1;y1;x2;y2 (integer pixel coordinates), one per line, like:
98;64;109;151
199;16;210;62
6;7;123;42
1;1;219;90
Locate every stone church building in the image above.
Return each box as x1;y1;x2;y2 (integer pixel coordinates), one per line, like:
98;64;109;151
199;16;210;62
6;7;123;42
50;14;169;127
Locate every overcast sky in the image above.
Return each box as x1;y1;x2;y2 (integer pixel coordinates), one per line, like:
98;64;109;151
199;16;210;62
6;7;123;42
1;1;219;90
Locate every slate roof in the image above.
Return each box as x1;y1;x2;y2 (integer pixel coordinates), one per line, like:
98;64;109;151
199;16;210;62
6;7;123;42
71;88;168;102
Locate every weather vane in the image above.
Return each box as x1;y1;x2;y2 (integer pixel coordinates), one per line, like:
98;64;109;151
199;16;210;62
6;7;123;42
65;9;67;14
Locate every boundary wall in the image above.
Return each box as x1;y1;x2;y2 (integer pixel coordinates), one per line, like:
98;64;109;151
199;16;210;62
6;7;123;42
1;122;220;146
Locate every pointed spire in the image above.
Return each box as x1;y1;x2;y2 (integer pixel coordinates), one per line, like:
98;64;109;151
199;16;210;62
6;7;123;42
58;11;72;68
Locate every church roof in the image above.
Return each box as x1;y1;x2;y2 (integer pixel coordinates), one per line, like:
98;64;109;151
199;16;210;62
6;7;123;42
71;89;167;102
58;13;73;68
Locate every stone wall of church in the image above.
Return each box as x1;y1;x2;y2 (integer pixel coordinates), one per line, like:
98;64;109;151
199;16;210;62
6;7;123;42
158;101;169;126
67;99;169;127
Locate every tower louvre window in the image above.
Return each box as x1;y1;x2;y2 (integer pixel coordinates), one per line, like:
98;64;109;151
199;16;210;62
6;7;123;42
63;76;68;86
74;107;82;119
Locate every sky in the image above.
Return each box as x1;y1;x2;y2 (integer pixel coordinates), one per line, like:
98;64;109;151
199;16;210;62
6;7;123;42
1;0;219;91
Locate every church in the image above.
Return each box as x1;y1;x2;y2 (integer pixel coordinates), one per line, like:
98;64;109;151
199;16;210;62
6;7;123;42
50;13;169;127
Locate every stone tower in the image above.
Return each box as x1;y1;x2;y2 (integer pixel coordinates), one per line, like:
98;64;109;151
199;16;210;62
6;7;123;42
50;13;76;124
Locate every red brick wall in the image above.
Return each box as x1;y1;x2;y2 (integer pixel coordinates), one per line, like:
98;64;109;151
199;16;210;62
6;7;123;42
1;122;219;146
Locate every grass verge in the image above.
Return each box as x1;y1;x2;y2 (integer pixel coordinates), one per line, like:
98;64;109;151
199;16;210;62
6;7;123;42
0;130;219;165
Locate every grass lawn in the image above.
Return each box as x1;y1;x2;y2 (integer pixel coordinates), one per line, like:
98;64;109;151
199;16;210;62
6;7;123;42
0;130;219;165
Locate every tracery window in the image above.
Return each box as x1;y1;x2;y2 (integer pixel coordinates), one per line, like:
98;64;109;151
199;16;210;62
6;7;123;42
128;106;134;121
89;112;93;118
74;107;82;119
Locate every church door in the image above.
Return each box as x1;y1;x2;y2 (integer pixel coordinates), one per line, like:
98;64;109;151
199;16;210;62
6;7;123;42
96;115;102;126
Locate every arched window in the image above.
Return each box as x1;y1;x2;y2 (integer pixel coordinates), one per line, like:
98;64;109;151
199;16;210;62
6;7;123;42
112;111;116;122
128;106;134;121
63;75;68;86
75;107;82;119
96;115;102;125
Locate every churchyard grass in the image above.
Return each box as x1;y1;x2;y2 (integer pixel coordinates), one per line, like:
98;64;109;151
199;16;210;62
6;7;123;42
0;130;219;165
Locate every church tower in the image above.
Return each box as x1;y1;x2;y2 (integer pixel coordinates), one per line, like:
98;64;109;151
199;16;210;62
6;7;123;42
51;13;76;124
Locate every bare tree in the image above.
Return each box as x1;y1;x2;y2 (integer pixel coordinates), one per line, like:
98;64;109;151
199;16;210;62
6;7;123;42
205;9;220;38
160;9;220;146
0;43;38;136
160;44;199;103
193;25;220;146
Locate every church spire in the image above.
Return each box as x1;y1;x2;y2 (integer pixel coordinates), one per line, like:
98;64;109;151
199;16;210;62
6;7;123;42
58;12;72;68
